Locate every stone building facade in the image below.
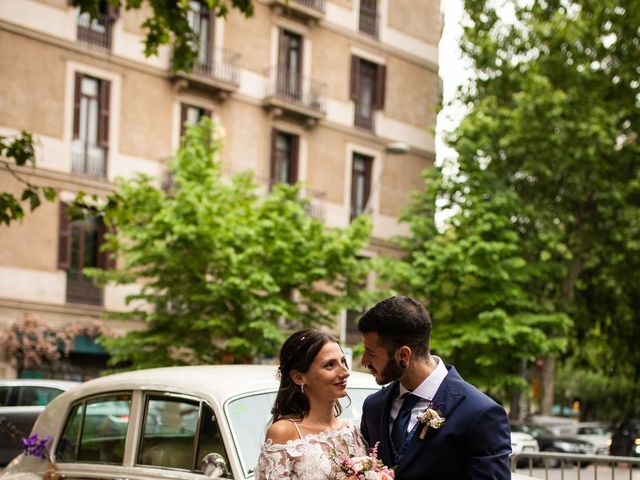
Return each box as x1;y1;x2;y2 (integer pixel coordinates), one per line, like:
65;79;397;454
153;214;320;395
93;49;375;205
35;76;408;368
0;0;442;378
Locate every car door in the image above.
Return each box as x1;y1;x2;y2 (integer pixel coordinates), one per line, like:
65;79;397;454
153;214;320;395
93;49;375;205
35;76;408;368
52;390;233;480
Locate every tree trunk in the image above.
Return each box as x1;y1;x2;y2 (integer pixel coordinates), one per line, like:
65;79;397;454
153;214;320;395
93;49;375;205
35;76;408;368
540;356;556;415
509;388;522;420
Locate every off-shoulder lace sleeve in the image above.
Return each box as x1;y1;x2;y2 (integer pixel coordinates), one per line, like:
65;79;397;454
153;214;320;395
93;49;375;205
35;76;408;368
255;439;302;480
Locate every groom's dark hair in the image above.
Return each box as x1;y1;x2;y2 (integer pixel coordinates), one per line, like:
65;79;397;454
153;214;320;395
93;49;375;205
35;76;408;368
358;295;431;358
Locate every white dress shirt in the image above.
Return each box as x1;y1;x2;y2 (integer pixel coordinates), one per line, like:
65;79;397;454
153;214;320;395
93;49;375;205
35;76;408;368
389;356;448;434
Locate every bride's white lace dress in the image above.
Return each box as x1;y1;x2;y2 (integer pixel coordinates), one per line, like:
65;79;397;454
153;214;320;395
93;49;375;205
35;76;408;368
255;420;367;480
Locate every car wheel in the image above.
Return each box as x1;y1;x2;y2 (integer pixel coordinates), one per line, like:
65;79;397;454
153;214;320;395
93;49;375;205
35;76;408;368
542;448;562;468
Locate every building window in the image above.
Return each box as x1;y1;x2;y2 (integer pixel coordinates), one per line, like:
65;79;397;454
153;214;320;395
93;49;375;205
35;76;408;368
277;29;303;101
71;74;110;177
358;0;377;37
350;56;386;130
188;1;213;74
58;204;113;306
350;153;373;220
77;0;118;50
270;130;299;186
180;104;211;137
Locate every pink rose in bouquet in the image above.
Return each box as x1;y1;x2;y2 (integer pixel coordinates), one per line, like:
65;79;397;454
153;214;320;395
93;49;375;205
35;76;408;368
333;442;394;480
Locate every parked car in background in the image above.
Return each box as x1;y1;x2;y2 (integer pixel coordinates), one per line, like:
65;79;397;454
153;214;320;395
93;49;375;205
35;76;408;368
511;422;595;467
510;428;540;467
555;421;612;455
609;419;640;458
0;379;80;466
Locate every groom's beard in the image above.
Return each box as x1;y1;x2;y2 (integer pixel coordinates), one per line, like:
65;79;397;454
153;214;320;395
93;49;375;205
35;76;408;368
375;358;405;385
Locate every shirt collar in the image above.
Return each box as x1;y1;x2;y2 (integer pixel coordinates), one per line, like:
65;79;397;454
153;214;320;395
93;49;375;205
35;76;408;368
398;355;448;401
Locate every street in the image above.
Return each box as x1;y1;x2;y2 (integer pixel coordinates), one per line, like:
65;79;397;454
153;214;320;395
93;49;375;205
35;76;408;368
516;465;640;479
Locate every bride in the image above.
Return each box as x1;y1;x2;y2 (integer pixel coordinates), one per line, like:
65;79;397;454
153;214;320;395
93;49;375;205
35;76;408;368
256;329;367;479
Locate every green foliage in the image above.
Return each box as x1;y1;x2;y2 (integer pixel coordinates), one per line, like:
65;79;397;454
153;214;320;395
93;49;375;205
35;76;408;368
381;0;640;405
555;361;640;422
379;167;571;396
0;132;57;225
71;0;255;71
456;0;640;382
87;119;372;368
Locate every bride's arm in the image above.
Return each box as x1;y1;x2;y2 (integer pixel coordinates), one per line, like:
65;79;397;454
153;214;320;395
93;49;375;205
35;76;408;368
255;421;300;480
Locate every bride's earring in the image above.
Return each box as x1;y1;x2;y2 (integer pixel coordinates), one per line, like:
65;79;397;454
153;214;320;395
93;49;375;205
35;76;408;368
301;384;305;394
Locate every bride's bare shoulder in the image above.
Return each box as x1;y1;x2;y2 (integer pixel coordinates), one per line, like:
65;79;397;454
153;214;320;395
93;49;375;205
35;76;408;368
266;419;301;445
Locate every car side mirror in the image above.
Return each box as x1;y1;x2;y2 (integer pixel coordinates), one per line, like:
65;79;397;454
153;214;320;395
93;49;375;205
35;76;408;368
201;452;231;478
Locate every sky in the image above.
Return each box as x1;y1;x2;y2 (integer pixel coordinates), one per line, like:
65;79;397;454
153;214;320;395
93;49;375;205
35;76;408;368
436;0;467;165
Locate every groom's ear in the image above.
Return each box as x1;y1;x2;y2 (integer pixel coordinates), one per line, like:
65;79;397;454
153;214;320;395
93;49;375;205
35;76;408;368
395;346;412;364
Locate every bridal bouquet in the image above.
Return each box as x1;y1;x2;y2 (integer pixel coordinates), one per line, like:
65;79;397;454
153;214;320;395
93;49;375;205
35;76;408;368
332;442;395;480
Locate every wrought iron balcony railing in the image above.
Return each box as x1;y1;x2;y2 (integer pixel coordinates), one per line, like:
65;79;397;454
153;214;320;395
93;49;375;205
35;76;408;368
77;12;114;50
264;66;327;116
66;269;103;306
71;140;107;178
293;0;325;13
190;46;241;86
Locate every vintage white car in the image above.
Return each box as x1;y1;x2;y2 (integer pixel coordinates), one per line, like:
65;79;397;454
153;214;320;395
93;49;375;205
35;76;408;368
0;365;538;480
0;365;379;480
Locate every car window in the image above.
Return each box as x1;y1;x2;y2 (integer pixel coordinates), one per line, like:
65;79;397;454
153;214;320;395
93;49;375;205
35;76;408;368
0;386;11;406
137;395;229;473
226;387;378;478
55;393;132;465
226;392;276;477
17;386;64;406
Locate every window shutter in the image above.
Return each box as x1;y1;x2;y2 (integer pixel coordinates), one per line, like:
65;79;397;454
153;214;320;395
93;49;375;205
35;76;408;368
290;134;299;184
373;64;386;109
363;156;373;206
73;73;82;139
98;79;110;149
180;104;188;137
270;129;278;187
278;29;288;79
97;219;116;270
58;203;72;270
350;56;360;101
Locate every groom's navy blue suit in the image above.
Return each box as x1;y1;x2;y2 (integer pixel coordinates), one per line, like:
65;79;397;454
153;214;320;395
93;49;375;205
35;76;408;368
360;365;512;479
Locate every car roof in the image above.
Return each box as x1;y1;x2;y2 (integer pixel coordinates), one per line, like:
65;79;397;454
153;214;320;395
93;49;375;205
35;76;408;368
54;365;379;405
0;379;81;390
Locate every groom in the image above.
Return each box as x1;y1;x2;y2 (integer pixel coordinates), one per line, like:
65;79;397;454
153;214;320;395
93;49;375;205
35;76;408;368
358;296;511;479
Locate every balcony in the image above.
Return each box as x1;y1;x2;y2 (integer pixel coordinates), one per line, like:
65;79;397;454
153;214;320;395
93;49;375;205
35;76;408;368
71;140;107;178
77;12;114;50
359;6;378;37
267;0;325;23
264;67;326;126
173;46;241;100
303;187;326;220
66;269;102;306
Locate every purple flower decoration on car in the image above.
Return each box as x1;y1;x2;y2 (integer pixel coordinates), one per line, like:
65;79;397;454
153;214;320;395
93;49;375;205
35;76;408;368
22;433;53;460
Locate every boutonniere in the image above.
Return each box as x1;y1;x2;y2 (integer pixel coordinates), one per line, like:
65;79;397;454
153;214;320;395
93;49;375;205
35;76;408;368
416;403;445;439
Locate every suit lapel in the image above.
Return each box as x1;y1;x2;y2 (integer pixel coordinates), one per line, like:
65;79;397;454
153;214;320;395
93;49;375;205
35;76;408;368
396;366;466;475
378;381;399;466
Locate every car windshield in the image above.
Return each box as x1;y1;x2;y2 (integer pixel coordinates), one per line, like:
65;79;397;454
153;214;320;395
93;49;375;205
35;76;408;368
225;387;378;478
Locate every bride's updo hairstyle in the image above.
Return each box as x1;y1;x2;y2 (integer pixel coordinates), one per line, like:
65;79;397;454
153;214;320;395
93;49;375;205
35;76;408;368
271;329;344;422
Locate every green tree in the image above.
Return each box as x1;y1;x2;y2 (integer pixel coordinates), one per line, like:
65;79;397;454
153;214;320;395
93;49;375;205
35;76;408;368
1;133;56;224
386;0;639;414
379;166;571;416
455;0;640;414
86;119;372;368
